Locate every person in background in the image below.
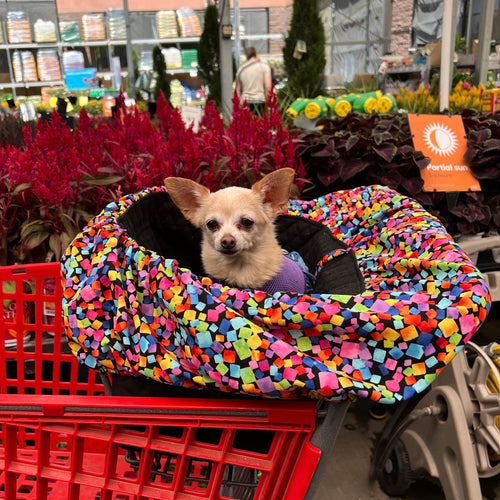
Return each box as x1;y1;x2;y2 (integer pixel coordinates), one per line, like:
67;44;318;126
235;46;272;115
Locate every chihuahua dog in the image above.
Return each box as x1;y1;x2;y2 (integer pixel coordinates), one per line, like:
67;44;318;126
164;168;301;290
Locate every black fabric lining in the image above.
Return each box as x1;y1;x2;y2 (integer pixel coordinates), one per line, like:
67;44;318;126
118;191;204;275
110;372;257;399
118;191;365;295
275;215;364;295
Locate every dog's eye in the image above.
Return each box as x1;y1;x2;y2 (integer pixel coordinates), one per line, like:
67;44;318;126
240;218;254;229
206;219;219;231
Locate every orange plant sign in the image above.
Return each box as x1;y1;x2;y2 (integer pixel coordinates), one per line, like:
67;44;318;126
408;114;480;192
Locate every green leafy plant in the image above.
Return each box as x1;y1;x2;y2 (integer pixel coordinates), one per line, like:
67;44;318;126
455;36;467;53
83;100;103;116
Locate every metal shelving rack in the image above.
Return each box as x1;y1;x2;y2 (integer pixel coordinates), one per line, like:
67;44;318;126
0;2;284;101
0;2;204;100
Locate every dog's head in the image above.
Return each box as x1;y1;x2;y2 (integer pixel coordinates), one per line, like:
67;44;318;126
164;168;295;258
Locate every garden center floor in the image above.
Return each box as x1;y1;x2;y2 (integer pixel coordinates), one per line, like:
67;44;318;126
314;399;446;500
312;303;500;500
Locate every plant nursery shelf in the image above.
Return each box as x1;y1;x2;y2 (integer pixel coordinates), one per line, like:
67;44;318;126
58;37;201;47
0;80;64;90
0;3;285;100
385;64;429;74
0;42;59;50
125;37;200;45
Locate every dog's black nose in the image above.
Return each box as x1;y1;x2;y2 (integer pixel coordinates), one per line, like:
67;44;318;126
221;237;236;250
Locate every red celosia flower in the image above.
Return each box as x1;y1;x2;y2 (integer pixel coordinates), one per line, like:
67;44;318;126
1;90;304;265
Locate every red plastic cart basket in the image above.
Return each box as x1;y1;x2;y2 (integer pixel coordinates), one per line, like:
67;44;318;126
0;263;325;500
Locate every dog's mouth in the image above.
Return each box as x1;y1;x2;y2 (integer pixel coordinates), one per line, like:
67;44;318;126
219;248;239;256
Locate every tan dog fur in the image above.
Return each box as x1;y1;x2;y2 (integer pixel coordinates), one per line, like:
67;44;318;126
164;168;295;288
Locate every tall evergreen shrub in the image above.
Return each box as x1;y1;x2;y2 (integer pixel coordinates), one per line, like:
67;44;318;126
153;46;170;102
282;0;326;99
198;3;221;107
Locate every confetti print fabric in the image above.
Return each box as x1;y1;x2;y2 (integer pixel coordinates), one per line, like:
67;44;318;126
61;185;491;403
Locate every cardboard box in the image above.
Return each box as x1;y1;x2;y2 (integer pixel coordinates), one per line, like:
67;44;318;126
352;73;376;87
424;42;441;67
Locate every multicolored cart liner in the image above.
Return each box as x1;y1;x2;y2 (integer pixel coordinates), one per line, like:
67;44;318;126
62;184;491;404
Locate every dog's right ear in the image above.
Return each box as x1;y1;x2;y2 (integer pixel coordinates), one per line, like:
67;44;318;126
164;177;210;224
252;168;295;217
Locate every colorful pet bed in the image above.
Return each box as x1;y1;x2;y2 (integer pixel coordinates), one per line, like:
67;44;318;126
61;184;491;404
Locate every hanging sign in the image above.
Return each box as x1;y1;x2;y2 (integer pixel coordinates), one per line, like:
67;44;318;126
408;113;481;192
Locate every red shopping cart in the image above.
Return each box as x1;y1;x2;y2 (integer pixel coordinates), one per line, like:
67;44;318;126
0;262;343;500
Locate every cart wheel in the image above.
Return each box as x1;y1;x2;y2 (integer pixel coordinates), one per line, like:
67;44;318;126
377;438;413;496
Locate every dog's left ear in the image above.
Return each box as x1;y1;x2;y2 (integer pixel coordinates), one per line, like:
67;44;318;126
252;168;295;216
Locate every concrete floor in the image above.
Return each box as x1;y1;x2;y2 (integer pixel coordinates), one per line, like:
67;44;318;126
309;304;500;500
312;400;447;500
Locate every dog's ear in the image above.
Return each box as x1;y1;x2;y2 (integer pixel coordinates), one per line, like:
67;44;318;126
252;168;295;216
164;177;210;224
